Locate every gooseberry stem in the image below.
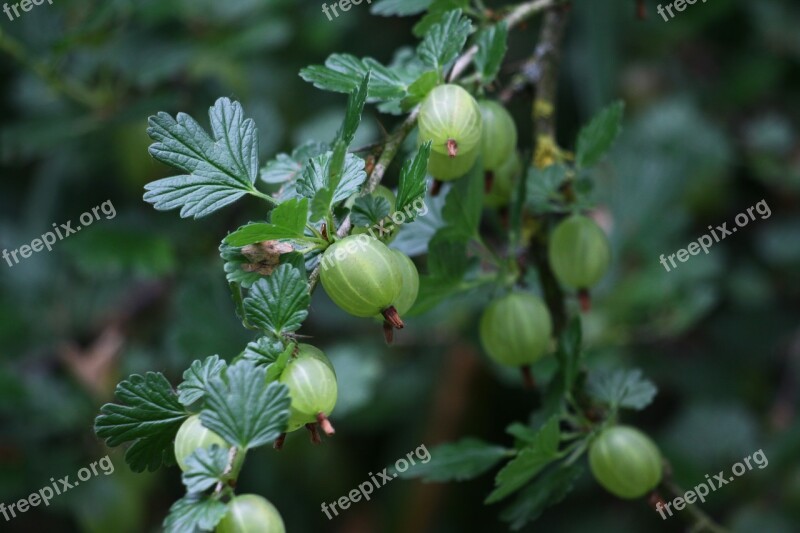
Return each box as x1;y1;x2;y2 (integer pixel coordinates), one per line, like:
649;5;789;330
317;413;335;436
382;306;405;329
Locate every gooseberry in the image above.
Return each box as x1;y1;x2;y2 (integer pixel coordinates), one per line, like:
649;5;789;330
548;214;611;290
479;293;552;368
278;344;337;435
426;146;479;181
484;152;521;209
589;425;663;499
418;84;482;158
216;494;285;533
479;100;517;172
174;415;229;472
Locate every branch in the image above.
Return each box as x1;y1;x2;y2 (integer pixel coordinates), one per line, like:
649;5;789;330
449;0;560;81
527;5;571;336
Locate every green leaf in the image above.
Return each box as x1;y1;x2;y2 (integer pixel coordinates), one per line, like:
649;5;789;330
500;464;583;530
297;152;367;221
144;98;262;219
576;100;625;168
417;9;473;72
178;356;228;408
95;373;188;472
474;22;508;84
587;368;657;411
351;195;392;227
398;438;509;482
428;228;470;281
338;72;370;146
163;493;227;533
395;141;432;219
505;423;539;447
441;155;484;237
485;417;561;504
299;54;407;102
181;445;230;493
525;164;568;213
371;0;432;16
413;0;469;37
243;264;309;337
200;361;291;450
224;198;309;246
401;70;440;109
242;338;293;382
260;141;329;185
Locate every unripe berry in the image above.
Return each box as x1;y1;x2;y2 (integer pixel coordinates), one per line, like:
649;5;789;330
374;250;418;319
174;415;228;471
278;344;337;433
589;426;663;499
216;494;285;533
418;84;482;158
479;293;552;367
320;236;404;326
548;214;611;290
426;146;479;181
479;100;517;172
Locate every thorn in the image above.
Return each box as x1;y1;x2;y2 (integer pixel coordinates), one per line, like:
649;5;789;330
382;320;394;344
273;433;286;450
578;289;591;312
484;171;495;194
382;306;404;329
305;423;321;444
446;139;459;158
317;413;335;436
321;223;328;241
520;366;536;389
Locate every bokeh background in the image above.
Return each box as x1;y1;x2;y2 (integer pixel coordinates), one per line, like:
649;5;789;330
1;0;799;531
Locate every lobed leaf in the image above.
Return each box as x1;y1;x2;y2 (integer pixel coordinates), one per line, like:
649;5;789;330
178;355;228;408
181;445;230;494
475;23;508;84
163;493;228;533
586;368;657;411
398;438;509;482
417;9;473;73
576;100;625;167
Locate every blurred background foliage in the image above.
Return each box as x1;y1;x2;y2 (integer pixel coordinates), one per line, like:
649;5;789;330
1;0;799;531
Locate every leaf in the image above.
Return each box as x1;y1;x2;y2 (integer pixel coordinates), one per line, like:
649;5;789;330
224;198;309;246
401;70;440;109
575;100;625;167
351;196;392;227
297;152;367;221
428;228;470;282
243;264;309;337
163;493;228;533
181;445;230;493
312;73;372;221
178;356;228;408
441;156;483;237
485;417;561;504
586;368;657;411
371;0;432;16
500;464;583;530
413;0;470;37
144;98;262;219
417;9;473;72
200;361;291;450
260;141;329;185
525;164;568;213
395;142;432;219
95;372;188;472
299;54;407;102
398;438;509;482
474;23;508;84
242;338;293;382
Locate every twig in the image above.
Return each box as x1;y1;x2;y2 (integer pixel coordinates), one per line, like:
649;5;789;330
661;479;730;533
448;0;560;82
527;5;571;336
